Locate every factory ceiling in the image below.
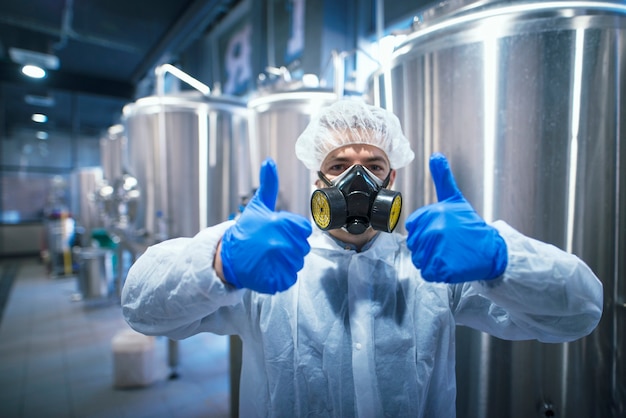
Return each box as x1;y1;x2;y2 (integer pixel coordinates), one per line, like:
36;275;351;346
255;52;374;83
0;0;239;139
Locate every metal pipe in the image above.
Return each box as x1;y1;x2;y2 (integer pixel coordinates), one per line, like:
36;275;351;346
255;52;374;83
332;50;346;97
155;63;211;96
264;66;292;82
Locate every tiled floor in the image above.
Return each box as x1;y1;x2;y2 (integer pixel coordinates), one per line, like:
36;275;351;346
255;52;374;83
0;258;231;418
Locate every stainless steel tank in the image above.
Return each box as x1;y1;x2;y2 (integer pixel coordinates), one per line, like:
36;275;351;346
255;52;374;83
70;167;104;238
99;124;127;182
248;88;347;217
122;91;252;242
97;124;128;229
367;1;625;417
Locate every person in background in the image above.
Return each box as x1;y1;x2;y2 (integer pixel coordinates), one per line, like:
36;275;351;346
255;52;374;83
122;99;603;417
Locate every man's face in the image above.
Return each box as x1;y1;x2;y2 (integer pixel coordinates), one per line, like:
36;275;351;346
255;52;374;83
316;144;397;246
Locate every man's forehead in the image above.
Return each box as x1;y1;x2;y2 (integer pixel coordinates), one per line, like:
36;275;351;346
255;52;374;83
324;144;390;163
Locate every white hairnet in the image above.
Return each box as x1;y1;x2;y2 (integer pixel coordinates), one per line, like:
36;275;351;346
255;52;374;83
295;100;414;170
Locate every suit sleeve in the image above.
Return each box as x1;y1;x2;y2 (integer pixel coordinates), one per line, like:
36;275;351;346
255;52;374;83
121;220;248;340
452;221;603;343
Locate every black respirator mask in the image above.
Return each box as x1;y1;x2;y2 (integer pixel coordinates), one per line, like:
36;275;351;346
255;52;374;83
310;165;402;235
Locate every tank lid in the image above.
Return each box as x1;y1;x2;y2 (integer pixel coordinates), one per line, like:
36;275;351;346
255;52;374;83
122;90;248;116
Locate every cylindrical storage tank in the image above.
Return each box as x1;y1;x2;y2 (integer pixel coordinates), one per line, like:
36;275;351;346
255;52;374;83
70;167;104;238
367;1;625;417
248;89;348;218
100;124;127;182
97;124;129;228
122;92;252;242
73;246;114;299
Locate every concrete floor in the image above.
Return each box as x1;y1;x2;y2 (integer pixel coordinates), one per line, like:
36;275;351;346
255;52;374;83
0;258;230;418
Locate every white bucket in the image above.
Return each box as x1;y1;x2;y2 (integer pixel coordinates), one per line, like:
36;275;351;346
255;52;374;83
111;329;156;388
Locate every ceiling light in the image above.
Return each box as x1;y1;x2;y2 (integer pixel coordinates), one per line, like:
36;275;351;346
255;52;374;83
32;113;48;123
22;65;46;79
36;131;49;140
9;47;59;70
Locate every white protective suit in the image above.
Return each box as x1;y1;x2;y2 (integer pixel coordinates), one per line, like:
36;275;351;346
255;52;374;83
122;219;602;418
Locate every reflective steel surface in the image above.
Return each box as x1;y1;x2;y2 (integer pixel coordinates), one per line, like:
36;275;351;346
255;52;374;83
122;92;252;242
248;89;344;218
368;1;625;416
99;124;127;183
70;167;105;237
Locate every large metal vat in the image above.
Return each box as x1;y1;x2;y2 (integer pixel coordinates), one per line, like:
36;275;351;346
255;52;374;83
248;88;347;217
100;124;127;182
122;91;252;242
97;124;130;229
70;167;104;238
73;246;114;299
367;1;625;417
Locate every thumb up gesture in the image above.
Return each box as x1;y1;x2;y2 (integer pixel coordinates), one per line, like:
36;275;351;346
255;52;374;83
405;153;508;283
220;158;312;294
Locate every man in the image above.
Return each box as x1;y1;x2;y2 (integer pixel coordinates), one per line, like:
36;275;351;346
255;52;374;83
122;99;602;417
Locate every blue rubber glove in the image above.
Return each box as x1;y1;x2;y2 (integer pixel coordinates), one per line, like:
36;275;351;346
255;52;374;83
405;153;507;283
220;158;312;294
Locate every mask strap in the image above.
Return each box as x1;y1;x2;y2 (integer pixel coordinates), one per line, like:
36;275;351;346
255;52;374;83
317;171;333;187
381;169;392;188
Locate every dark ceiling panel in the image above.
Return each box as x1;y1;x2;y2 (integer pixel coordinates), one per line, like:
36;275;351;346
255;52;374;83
71;1;184;52
55;39;143;81
0;0;238;137
0;0;64;26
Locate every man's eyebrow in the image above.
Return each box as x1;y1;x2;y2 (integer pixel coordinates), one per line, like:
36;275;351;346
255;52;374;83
364;156;388;164
325;156;350;164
